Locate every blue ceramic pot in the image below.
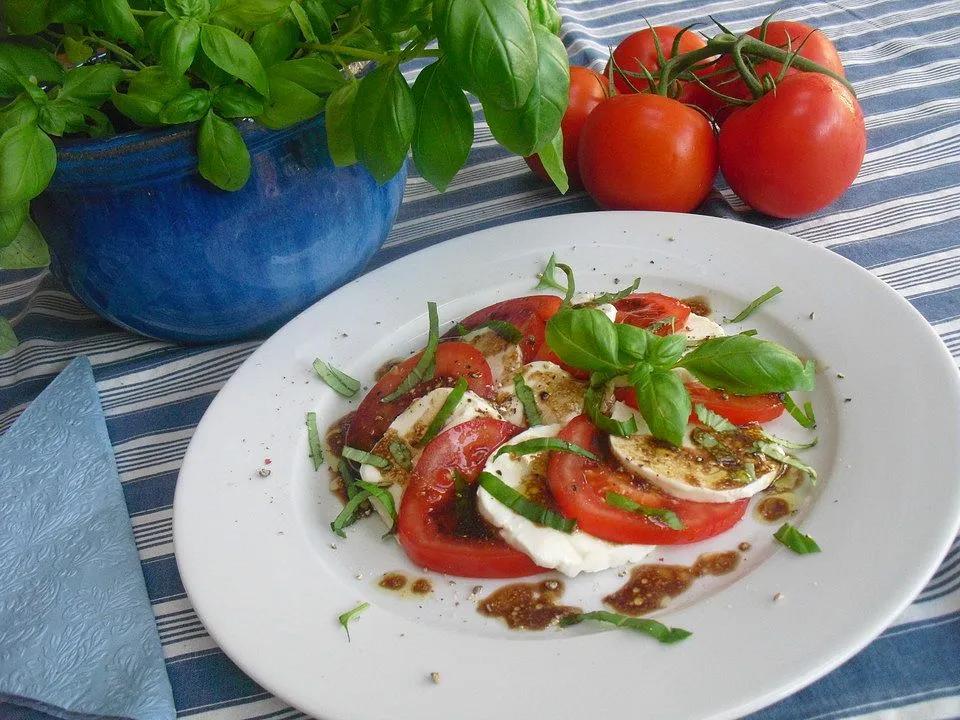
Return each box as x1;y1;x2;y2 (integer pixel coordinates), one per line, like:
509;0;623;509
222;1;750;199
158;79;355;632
31;114;406;343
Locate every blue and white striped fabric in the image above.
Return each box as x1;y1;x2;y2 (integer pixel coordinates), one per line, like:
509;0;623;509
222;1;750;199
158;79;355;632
2;0;959;717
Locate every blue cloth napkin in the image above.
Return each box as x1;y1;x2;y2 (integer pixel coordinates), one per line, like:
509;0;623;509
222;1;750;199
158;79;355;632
0;357;175;720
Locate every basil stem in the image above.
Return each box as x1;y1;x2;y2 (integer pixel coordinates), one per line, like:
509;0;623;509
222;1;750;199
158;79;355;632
330;489;371;538
728;286;782;323
514;373;543;426
604;491;684;530
338;601;370;641
342;445;390;468
774;522;821;554
556;262;576;306
494;437;598;461
306;411;324;470
381;301;439;403
782;393;816;429
579;277;641;307
312;358;361;397
478;472;576;533
418;376;468;446
560;610;691;643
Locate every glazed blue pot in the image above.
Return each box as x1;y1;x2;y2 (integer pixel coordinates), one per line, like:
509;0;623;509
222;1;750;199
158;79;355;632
31;114;406;343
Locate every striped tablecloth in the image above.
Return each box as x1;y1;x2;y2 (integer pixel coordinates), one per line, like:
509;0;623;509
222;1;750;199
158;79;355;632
2;0;960;718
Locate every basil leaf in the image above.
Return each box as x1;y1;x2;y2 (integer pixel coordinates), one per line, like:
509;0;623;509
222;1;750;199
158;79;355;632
161;18;201;77
585;375;637;437
774;522;821;554
366;0;431;32
581;277;641;307
418;376;468;446
313;358;361;397
164;0;213;20
616;323;652;363
213;84;266;118
388;439;412;470
545;307;623;375
330;488;369;537
339;455;360;498
1;2;50;37
306;411;324;470
112;67;191;127
756;441;818;482
299;0;334;42
633;367;690;447
58;64;124;106
494;437;597;461
728;285;782;323
0;317;17;356
646;333;686;368
535;126;568;193
435;0;538;110
604;491;683;530
381;301;439;403
782;393;816;429
342;445;390;468
145;15;174;54
269;57;345;94
252;15;300;67
514;373;543;426
478;471;576;532
694;403;736;432
678;335;814;395
289;1;319;42
90;0;142;44
411;60;474;192
560;610;691;643
0;203;28;248
325;80;359;167
337;601;369;640
0;97;39;133
355;479;396;524
213;0;288;29
460;319;523;343
197;110;251;191
483;23;568;156
159;88;211;124
535;252;568;292
0;44;64;98
0;124;55;210
257;72;323;129
353;62;415;184
0;217;49;269
761;432;817;451
200;23;270;96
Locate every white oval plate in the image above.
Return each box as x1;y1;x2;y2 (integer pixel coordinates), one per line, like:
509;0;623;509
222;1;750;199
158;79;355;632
174;212;960;720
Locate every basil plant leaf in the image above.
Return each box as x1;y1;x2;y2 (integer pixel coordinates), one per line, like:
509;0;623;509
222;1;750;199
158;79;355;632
161;18;201;77
159;88;211;124
679;334;815;395
112;66;191;127
411;60;474;193
0;217;50;270
616;323;652;363
526;0;562;33
646;333;686;369
0;203;28;248
269;58;345;94
164;0;213;19
200;23;270;96
366;0;432;32
0;44;64;98
634;367;690;447
324;80;359;167
252;15;301;67
212;0;288;29
213;84;266;118
535;126;568;193
90;0;143;44
353;63;415;184
0;124;56;210
257;72;323;129
58;64;124;106
544;307;624;375
197;110;251;191
0;317;17;356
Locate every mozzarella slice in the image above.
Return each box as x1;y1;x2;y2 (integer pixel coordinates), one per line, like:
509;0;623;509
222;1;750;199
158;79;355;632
608;402;783;503
477;424;655;577
461;327;524;391
518;361;588;425
571;292;618;322
682;312;724;343
359;387;503;525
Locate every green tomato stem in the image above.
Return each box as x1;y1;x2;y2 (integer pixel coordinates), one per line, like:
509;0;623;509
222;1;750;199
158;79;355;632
737;36;853;93
731;37;764;99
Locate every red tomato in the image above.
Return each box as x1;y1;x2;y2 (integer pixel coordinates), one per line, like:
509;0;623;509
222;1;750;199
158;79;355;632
705;21;845;124
614;384;785;425
615;293;692;334
526;66;608;189
455;295;562;362
578;94;718;212
547;415;748;544
719;73;866;218
604;26;709;104
397;418;544;578
345;342;494;451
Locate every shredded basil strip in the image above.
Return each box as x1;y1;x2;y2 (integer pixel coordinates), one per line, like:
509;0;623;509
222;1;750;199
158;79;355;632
388;439;412;470
419;377;468;446
355;479;397;524
312;358;361;397
774;522;821;554
762;432;817;450
729;286;783;323
579;277;641;307
585;378;638;437
782;393;816;429
604;491;684;530
803;400;816;426
756;441;819;482
514;373;543;426
458;319;523;343
556;262;576;305
560;610;692;643
342;445;390;468
646;316;677;334
381;301;439;403
694;403;736;432
306;411;324;470
338;601;370;641
339;457;361;499
330;489;371;538
478;472;576;533
494;438;598;461
739;328;759;336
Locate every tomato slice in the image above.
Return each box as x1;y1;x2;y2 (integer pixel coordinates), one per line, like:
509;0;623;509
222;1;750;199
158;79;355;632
455;295;563;362
614;293;692;335
345;342;494;451
547;415;747;544
397;418;544;578
614;384;785;425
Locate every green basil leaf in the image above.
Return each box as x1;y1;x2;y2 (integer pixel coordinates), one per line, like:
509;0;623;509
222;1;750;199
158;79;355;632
435;0;538;110
62;37;92;64
0;203;28;248
756;441;818;482
0;44;64;98
514;372;543;426
0;98;38;134
0;317;17;356
337;601;369;639
410;60;474;193
90;0;143;44
0;217;49;269
646;333;686;369
482;24;568;156
212;0;288;29
111;66;191;126
213;84;266;118
289;1;319;42
306;411;324;470
200;24;270;96
2;0;50;35
559;610;691;643
257;73;323;129
159;88;211;124
300;0;334;42
419;376;468;446
0;124;55;210
604;491;683;530
494;437;597;461
41;99;110;137
585;375;637;437
161;18;201;76
525;0;561;33
197;110;251;191
616;323;651;363
388;439;412;470
782;392;816;429
535;126;568;192
252;15;301;67
269;57;345;94
145;15;174;54
164;0;213;20
381;301;439;403
693;403;736;432
580;278;641;308
773;522;821;554
58;64;124;106
330;488;369;537
544;307;623;375
478;471;576;532
678;335;814;395
534;252;568;292
728;285;782;323
355;479;397;522
324;80;358;167
365;0;431;32
342;445;390;468
353;62;414;184
633;367;690;446
312;358;361;397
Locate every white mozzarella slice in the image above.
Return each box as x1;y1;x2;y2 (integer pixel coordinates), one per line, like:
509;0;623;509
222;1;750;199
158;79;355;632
518;361;588;425
461;327;524;391
682;312;725;343
571;292;618;322
477;425;655;577
607;402;782;503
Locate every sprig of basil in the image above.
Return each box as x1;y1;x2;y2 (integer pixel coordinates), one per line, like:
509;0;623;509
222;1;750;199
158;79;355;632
411;60;474;192
353;62;415;184
678;335;815;395
197;110;251;191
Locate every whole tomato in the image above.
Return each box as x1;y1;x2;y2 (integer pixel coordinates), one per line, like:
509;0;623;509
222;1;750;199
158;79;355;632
526;66;607;189
719;73;865;218
578;93;718;212
604;26;709;104
705;21;844;123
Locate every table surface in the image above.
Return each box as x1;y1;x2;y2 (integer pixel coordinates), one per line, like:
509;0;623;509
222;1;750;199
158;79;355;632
2;1;960;718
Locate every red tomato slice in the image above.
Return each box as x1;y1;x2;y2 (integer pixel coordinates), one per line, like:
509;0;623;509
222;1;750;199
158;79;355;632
398;418;544;578
547;415;747;544
345;342;494;451
455;295;563;362
614;293;692;335
614;384;785;425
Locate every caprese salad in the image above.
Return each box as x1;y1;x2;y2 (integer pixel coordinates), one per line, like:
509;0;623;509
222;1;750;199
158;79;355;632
310;256;819;585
